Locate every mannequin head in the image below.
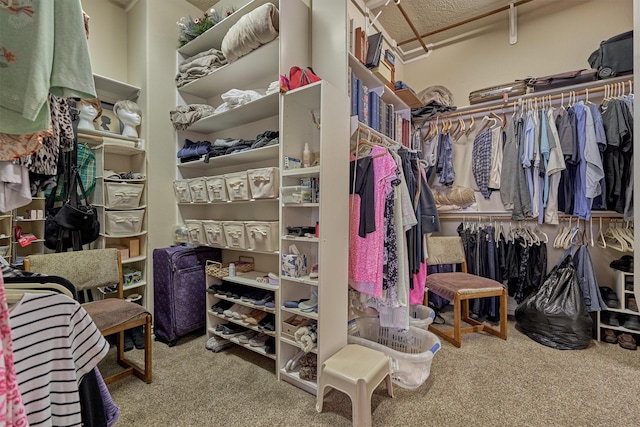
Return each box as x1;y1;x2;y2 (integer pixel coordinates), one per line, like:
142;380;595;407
113;100;142;138
77;98;102;130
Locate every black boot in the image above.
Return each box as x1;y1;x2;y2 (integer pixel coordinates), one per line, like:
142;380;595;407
131;326;145;349
124;330;134;352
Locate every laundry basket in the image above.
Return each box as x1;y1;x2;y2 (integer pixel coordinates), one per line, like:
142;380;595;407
347;317;440;389
409;305;436;330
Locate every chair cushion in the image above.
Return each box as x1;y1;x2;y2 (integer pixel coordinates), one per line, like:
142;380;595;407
427;272;504;302
83;299;149;332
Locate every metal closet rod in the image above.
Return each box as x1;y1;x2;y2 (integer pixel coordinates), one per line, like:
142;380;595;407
398;0;534;47
431;80;632;120
438;214;626;221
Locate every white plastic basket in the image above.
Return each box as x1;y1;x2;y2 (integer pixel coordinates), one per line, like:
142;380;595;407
409;305;436;330
347;317;440;389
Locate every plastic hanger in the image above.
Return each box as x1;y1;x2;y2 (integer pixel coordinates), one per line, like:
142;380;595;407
464;115;475;136
596;217;607;249
534;225;548;244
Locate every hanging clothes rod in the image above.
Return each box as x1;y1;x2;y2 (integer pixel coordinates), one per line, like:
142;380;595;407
431;75;633;120
437;214;625;221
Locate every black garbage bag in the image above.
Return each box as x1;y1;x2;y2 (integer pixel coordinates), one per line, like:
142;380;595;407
515;254;592;350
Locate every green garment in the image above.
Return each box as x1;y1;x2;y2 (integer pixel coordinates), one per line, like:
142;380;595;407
0;0;96;134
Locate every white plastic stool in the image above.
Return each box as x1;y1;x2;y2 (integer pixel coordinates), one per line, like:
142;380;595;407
316;344;394;427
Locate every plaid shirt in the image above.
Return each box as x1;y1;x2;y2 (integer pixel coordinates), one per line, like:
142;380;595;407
472;129;493;199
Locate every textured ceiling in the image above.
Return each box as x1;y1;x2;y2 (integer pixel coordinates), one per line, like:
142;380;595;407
183;0;561;60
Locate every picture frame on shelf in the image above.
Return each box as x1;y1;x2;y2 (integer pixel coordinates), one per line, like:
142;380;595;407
98;101;122;134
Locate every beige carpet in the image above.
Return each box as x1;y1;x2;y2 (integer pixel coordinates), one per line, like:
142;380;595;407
104;321;640;427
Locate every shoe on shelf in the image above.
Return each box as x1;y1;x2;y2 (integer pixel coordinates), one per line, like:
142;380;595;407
309;263;318;279
603;329;618;344
627;297;638;312
284;299;309;308
211;300;234;314
618;333;637;350
241;309;263;320
232;305;254;320
610;255;633;273
237;331;258;344
602;311;620;327
248;333;270;347
223;304;243;318
622;315;640;331
219;323;246;335
254;293;274;307
265;337;276;354
245;311;268;325
299;290;318;312
599;287;620;309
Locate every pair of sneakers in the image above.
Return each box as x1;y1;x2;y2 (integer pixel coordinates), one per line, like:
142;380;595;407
223;304;253;320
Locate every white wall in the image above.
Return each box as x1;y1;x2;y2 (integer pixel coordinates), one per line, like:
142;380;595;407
402;0;633;106
82;0;129;81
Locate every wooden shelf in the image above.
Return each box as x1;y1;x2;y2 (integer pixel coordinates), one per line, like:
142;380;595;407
222;272;279;291
122;255;147;264
280;336;317;354
348;53;409;110
281;306;318;320
281;166;320;177
208;310;276;337
208;328;276;360
94;74;140;104
282;203;319;208
279;369;317;393
208;292;276;314
179;198;278;206
280;275;318;286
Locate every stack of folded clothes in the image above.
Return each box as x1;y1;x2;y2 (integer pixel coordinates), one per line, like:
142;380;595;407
170;104;215;130
177;139;212;163
176;47;227;88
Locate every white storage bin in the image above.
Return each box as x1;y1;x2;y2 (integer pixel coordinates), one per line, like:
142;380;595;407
348;317;441;389
224;171;249;201
281;185;311;204
247;167;279;199
185;220;206;245
105;182;144;209
223;221;247;249
202;220;226;247
188;178;209;203
245;221;279;252
105;209;145;236
205;175;228;202
173;180;192;203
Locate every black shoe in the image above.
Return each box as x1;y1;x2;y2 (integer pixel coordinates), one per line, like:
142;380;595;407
265;337;276;354
131;326;145;349
124;330;134;352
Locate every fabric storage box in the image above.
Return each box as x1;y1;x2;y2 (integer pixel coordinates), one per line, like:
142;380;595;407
222;221;247;249
105;209;145;235
173;180;192;203
281;253;308;278
224;171;249;201
105;182;144;209
201;220;226;247
247;167;279;199
205;175;228;202
188;178;209;203
245;221;279;252
281;186;312;204
348;317;441;389
185;220;206;245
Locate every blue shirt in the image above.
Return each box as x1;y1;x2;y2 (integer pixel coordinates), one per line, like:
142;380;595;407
572;103;590;219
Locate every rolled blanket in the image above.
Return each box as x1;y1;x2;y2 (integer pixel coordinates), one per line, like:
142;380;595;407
221;3;279;63
169;104;215;130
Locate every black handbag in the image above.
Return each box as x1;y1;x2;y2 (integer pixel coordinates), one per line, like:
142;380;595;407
45;167;100;251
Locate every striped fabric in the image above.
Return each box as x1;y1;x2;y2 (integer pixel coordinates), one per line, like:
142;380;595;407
9;293;108;426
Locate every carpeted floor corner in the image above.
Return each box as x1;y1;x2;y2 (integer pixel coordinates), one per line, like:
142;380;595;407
103;320;640;426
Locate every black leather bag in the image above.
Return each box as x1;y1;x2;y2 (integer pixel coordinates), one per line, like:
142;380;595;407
588;30;633;79
45;168;100;251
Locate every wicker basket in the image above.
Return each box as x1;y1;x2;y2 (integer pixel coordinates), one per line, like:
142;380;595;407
206;256;254;278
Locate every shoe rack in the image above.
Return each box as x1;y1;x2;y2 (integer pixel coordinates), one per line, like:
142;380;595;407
597;269;639;348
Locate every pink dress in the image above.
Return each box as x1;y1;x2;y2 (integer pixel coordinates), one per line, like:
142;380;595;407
349;147;398;298
0;276;28;426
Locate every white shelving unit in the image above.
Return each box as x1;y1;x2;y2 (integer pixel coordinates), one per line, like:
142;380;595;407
80;75;148;305
11;197;45;267
0;213;12;264
277;80;349;394
175;0;313;372
597;269;639;341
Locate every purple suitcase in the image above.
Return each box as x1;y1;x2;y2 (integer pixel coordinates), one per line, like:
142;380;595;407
153;246;221;346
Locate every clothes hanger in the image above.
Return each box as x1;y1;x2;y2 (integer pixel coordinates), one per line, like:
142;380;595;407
596;217;607;249
553;222;566;249
534;225;548;244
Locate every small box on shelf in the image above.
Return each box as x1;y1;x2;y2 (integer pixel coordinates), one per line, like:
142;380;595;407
120;237;140;258
123;268;142;287
107;244;129;260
